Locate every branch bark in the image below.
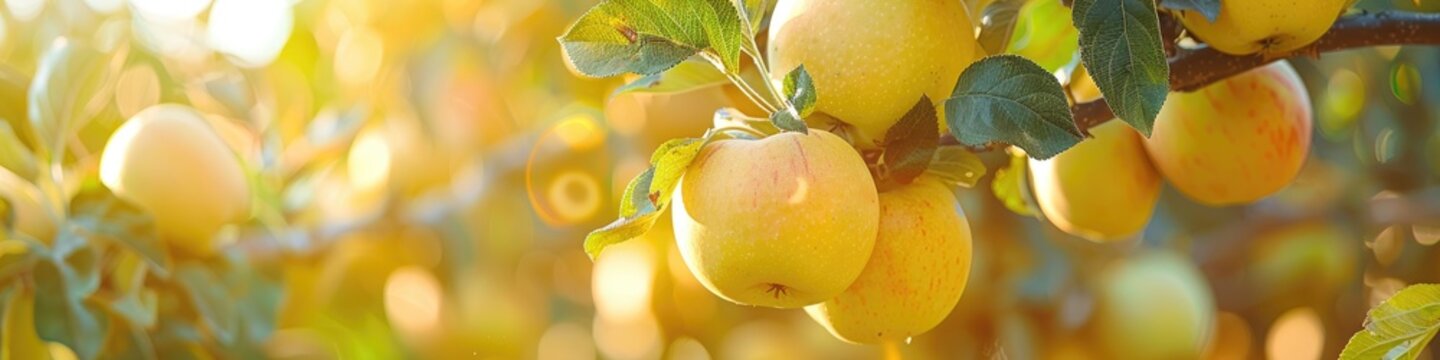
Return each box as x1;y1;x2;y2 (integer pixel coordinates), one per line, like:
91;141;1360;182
946;10;1440;148
1070;10;1440;133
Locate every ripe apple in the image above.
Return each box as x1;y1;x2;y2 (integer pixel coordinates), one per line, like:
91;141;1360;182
1093;251;1216;359
100;104;252;256
1178;0;1348;55
768;0;979;146
1030;120;1160;241
671;129;878;308
1143;61;1312;206
804;176;972;344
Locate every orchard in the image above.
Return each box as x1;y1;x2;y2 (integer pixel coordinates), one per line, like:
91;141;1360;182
0;0;1438;359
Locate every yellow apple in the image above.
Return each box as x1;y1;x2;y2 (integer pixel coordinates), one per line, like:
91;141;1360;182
671;129;878;308
1143;61;1312;206
1093;251;1216;359
1178;0;1348;56
1030;121;1160;241
768;0;979;146
804;176;972;344
100;104;251;256
1247;222;1356;303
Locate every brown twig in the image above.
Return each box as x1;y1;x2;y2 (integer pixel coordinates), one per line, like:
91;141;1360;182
944;10;1440;147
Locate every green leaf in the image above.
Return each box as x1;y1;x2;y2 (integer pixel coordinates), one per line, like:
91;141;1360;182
1340;284;1440;360
977;0;1024;56
878;96;941;189
738;0;769;34
0;122;36;181
946;55;1080;160
176;263;239;345
695;0;745;73
27;40;110;159
620;167;657;218
647;137;707;206
586;132;718;259
0;238;39;283
33;247;109;360
67;185;170;277
584;211;665;259
770;65;816;133
769;109;807;133
991;149;1036;216
611;60;729;97
781;65;816;117
1006;0;1080;73
100;252;157;328
559;0;746;77
1072;0;1169;136
1159;0;1221;23
110;323;160;360
926;146;988;188
0;66;31;149
150;292;207;360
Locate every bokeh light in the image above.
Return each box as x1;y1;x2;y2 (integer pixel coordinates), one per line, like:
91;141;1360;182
0;0;1435;358
1266;307;1324;360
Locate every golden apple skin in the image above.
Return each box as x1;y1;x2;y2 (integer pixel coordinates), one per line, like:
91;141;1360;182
100;104;251;256
1030;121;1160;241
672;130;878;309
804;176;972;344
1143;61;1312;206
1179;0;1348;56
768;0;978;145
1094;251;1216;360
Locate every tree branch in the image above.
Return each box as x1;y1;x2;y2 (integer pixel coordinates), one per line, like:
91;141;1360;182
1071;10;1440;133
945;10;1440;148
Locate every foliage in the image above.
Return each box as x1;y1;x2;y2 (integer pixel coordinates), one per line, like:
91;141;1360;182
1340;284;1440;360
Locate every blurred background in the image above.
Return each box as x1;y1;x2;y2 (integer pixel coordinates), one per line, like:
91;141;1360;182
0;0;1437;359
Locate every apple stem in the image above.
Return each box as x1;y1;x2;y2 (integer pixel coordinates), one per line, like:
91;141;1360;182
729;72;782;114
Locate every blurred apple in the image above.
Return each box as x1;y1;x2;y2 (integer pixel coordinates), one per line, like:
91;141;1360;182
99;104;251;256
1247;222;1357;307
1093;251;1216;359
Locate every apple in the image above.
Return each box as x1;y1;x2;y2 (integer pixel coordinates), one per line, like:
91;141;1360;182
804;176;972;344
1247;222;1356;305
1143;61;1312;206
768;0;979;146
1178;0;1349;55
671;129;878;308
1030;120;1160;241
1093;251;1216;359
100;104;252;256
